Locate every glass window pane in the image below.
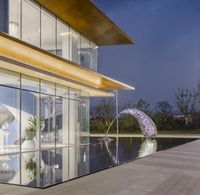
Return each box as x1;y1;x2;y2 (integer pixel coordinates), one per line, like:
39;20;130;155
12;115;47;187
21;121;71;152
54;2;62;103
40;149;56;187
80;92;90;144
22;0;40;47
55;97;69;147
55;147;69;182
57;20;70;60
40;95;55;149
68;146;78;179
80;36;90;68
0;86;20;155
21;74;39;92
69;88;80;100
41;9;56;54
21;91;40;152
9;0;21;38
68;145;89;180
69;99;79;145
0;153;20;185
21;151;40;187
41;80;55;95
0;68;20;88
77;145;90;177
56;84;69;98
90;42;98;71
70;29;80;64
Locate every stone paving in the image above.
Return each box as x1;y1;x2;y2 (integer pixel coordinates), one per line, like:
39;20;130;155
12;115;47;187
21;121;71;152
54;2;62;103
1;139;200;195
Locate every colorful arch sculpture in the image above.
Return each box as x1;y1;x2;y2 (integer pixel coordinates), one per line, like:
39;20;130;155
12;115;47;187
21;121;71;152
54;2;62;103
106;108;157;138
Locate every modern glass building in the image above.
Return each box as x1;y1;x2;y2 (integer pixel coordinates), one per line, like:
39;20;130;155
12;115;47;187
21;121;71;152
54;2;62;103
0;0;134;188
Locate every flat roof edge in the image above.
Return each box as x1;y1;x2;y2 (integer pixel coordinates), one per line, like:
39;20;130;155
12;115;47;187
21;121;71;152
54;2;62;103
35;0;134;46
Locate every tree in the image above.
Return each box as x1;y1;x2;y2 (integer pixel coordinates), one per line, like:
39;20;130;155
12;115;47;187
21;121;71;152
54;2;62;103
94;99;115;132
157;100;172;117
120;101;134;111
154;101;173;130
133;99;151;116
196;80;200;111
175;89;198;115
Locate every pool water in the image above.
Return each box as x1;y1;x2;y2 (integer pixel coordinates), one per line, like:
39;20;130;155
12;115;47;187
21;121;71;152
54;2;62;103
0;137;197;188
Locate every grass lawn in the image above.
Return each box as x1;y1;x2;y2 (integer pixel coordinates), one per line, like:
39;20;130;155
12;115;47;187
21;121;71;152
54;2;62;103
90;129;200;135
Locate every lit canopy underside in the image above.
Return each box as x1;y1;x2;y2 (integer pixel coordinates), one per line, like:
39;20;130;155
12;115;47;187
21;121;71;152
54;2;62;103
35;0;134;46
0;33;134;97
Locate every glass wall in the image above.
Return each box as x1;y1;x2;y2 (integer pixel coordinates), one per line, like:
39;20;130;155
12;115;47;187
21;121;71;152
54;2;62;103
21;0;40;47
8;0;98;71
57;19;70;59
90;42;98;71
21;75;40;152
55;85;69;147
0;86;20;154
41;8;56;54
0;69;20;155
70;29;80;64
0;67;90;187
80;36;90;69
9;0;21;38
80;92;90;144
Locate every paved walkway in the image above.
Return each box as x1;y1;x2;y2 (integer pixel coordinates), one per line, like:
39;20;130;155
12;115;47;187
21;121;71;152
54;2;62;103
1;139;200;195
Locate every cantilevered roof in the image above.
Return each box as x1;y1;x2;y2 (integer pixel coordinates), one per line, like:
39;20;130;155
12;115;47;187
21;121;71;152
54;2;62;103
35;0;134;46
0;33;134;96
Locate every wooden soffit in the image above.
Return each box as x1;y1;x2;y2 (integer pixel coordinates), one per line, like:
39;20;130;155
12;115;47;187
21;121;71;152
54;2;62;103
0;33;134;96
35;0;134;46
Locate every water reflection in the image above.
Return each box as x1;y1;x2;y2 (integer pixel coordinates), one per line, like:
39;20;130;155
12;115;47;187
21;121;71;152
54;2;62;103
98;137;157;165
0;137;196;188
99;138;118;164
138;139;157;158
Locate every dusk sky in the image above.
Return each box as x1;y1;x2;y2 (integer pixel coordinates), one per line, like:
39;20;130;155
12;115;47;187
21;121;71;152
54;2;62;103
93;0;200;110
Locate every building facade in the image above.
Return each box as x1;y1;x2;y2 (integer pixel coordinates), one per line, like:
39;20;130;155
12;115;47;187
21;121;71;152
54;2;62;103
0;0;133;188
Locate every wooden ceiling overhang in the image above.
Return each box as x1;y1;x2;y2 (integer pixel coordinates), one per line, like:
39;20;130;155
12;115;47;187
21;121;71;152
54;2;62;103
35;0;134;46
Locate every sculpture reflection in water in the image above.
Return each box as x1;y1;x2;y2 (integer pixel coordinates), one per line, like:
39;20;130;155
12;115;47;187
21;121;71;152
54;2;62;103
100;108;158;163
138;138;157;158
99;137;157;165
99;137;118;165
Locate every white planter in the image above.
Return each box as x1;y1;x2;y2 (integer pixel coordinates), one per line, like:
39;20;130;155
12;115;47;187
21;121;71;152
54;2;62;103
22;139;36;151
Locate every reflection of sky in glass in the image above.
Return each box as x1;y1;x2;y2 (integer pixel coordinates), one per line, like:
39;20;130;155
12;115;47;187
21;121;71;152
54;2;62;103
7;121;18;145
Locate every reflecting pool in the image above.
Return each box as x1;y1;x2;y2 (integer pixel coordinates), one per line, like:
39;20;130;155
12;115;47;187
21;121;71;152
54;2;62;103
0;137;197;188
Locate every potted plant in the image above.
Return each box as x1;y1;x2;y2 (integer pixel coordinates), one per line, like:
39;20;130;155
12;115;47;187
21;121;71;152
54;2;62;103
26;158;37;181
22;116;44;151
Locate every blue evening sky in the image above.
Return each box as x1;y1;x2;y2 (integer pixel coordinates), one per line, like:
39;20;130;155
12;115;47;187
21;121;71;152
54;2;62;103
93;0;200;109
